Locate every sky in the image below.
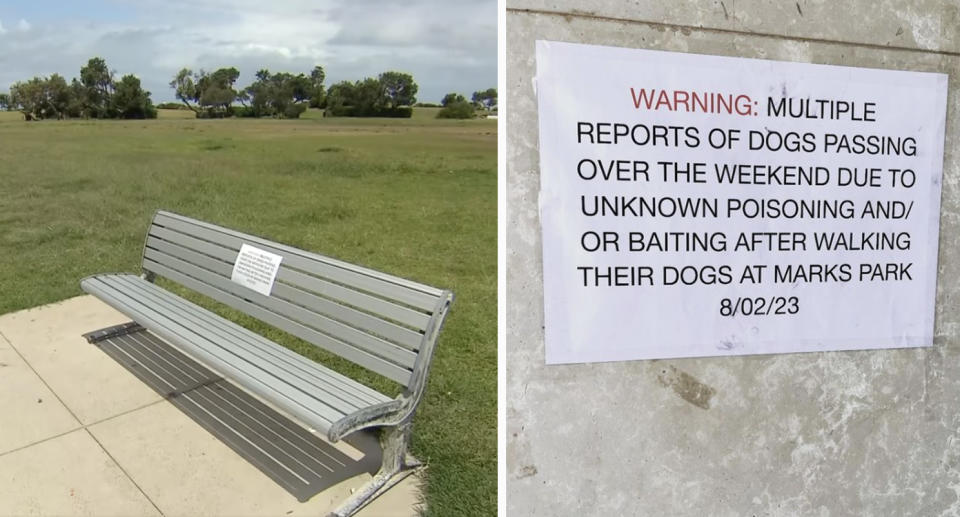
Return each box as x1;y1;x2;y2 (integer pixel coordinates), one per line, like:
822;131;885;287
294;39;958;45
0;0;496;103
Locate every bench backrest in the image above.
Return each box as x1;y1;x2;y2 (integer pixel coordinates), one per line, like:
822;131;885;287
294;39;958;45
140;210;453;388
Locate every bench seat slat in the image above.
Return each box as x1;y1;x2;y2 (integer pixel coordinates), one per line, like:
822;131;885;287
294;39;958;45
146;230;432;331
90;275;389;413
142;244;419;366
82;274;395;432
142;259;413;384
109;274;389;408
152;213;440;311
84;277;347;430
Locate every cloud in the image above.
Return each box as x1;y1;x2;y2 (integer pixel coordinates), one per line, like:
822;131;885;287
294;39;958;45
327;0;494;51
0;0;495;102
17;19;30;32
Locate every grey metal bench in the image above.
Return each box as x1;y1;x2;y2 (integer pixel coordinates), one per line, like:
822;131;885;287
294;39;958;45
81;210;453;516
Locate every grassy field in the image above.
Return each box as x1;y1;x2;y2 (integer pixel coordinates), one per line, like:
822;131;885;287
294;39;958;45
0;108;496;515
151;106;446;121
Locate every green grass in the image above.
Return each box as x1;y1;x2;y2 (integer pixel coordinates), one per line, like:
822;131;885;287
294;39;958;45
156;108;197;120
299;107;445;121
0;108;496;515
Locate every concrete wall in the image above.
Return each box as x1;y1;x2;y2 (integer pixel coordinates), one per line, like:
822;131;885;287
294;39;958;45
506;2;960;515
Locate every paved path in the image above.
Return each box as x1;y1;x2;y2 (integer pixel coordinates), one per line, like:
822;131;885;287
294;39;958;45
0;295;419;516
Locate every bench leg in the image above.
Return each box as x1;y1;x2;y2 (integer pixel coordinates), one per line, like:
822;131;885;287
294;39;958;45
328;421;420;517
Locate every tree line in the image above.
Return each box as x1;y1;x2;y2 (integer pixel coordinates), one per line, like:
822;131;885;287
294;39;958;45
171;66;323;119
1;56;495;121
171;66;422;119
1;57;156;120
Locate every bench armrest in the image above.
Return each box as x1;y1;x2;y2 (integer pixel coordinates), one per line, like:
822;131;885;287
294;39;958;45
328;291;454;442
327;400;405;442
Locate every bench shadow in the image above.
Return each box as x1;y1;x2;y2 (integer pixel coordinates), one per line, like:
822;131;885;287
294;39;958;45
86;324;382;503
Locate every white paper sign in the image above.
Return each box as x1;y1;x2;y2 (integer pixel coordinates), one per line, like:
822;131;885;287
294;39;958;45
536;41;948;364
230;244;283;296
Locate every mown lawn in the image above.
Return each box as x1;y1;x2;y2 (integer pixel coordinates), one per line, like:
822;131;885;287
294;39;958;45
0;108;496;515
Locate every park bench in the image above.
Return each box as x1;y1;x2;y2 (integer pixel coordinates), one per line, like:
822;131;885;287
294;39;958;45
81;210;453;516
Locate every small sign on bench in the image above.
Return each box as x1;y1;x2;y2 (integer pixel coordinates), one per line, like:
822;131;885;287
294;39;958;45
230;243;283;296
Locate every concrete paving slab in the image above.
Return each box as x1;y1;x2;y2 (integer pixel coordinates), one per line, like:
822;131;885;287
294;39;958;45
89;400;421;516
0;331;78;454
0;429;161;516
0;296;162;424
0;295;420;516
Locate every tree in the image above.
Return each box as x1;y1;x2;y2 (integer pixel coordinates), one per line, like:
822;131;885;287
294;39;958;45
325;81;355;113
437;92;476;119
4;56;155;121
10;79;42;119
263;72;295;116
242;69;272;116
354;77;385;113
112;74;157;119
200;67;240;117
67;79;86;117
289;73;313;104
10;77;60;120
442;92;466;107
170;68;200;114
241;69;309;118
309;65;326;108
44;74;72;119
80;57;112;92
472;88;497;110
323;72;416;117
170;67;239;118
80;57;115;117
378;71;417;108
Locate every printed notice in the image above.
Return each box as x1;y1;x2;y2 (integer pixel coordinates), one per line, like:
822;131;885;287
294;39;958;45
231;244;284;296
536;41;948;364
